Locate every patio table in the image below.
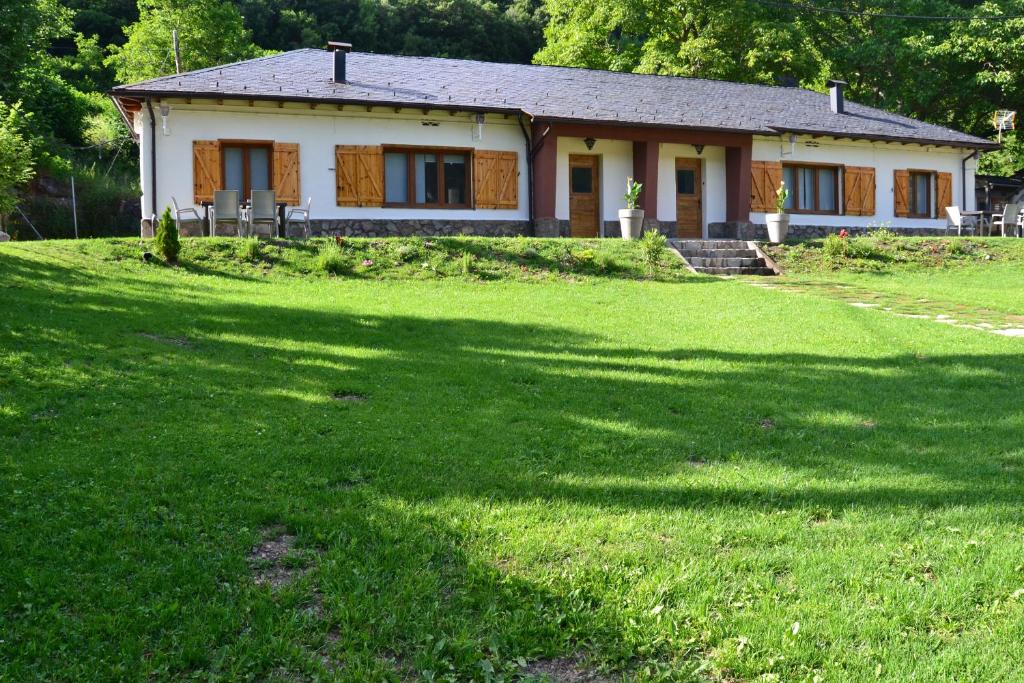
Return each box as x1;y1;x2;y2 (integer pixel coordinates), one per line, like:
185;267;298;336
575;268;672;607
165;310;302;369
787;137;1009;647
200;200;288;237
960;210;989;235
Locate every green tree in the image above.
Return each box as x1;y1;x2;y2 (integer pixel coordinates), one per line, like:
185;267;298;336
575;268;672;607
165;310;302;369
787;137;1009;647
106;0;262;84
154;205;181;262
0;102;37;229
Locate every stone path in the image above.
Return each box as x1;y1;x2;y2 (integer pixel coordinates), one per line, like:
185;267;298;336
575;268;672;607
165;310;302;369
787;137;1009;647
745;278;1024;337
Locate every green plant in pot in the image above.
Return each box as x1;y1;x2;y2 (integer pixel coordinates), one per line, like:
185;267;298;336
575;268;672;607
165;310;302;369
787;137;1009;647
619;177;645;240
766;180;790;243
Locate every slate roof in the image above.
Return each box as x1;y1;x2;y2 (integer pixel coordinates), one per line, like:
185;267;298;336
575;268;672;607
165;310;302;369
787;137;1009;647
111;49;997;150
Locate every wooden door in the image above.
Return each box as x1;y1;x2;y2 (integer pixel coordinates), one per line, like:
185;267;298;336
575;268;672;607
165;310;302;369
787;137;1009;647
569;155;600;237
676;158;702;238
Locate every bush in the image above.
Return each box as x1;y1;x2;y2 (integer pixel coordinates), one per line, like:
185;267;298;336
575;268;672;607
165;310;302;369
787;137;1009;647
154;206;180;263
639;228;667;274
461;251;473;275
316;239;349;275
822;233;848;262
237;237;263;263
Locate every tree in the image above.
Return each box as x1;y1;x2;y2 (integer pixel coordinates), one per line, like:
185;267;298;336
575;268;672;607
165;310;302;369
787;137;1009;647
106;0;262;84
0;102;36;229
154;205;181;262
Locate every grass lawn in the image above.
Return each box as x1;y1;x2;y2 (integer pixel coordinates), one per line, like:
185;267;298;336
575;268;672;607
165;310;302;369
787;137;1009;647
3;237;1024;681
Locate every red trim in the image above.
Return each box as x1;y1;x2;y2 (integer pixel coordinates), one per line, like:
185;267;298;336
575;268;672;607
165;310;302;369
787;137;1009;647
725;143;752;222
632;141;659;219
533;122;557;221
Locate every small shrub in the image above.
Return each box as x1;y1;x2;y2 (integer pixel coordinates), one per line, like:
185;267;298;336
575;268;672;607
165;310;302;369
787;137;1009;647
395;243;420;262
846;237;880;260
639;229;668;274
593;250;616;273
822;233;848;261
521;247;540;261
316;239;349;275
237;237;263;263
947;239;973;256
461;251;473;275
868;225;899;243
574;248;597;264
154;206;181;263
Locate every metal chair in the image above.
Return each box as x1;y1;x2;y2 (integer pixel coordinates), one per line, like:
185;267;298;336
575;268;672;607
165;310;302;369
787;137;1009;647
944;206;976;236
212;190;242;237
286;197;312;238
249;190;277;238
993;203;1021;237
171;197;204;237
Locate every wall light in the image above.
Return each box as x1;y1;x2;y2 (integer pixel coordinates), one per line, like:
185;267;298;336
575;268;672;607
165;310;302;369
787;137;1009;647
159;103;171;136
583;137;596;150
693;144;704;155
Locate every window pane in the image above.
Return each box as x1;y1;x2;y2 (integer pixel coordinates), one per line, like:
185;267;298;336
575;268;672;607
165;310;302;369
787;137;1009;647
676;169;695;195
571;166;592;193
914;174;929;215
385;152;408;203
782;167;795;210
798;168;814;210
415;153;438;203
443;154;467;205
224;147;243;194
817;168;836;211
249;148;270;195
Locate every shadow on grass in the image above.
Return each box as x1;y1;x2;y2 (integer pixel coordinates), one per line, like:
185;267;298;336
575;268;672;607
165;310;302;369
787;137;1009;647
2;250;1023;678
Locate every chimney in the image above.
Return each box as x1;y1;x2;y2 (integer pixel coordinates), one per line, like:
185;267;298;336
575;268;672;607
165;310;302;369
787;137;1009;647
827;79;847;115
327;42;352;83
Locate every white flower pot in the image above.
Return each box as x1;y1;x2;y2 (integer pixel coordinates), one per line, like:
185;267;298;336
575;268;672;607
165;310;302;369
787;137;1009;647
619;208;645;240
765;213;790;243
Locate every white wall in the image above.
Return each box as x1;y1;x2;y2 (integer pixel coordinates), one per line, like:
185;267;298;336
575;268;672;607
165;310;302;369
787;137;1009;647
554;137;633;227
751;135;977;228
136;100;529;221
656;143;727;227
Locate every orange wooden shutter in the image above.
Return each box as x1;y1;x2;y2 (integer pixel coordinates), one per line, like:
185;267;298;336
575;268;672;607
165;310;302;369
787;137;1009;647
473;151;499;208
935;172;952;217
843;166;875;216
272;142;300;205
893;170;910;217
494;152;518;209
750;161;783;212
335;145;383;206
193;140;220;203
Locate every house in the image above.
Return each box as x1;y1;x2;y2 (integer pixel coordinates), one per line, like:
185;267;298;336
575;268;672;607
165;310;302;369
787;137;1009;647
976;172;1024;214
110;44;998;240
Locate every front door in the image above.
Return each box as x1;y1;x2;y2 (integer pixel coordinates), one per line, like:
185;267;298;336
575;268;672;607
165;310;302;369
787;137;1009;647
569;154;600;237
676;158;702;239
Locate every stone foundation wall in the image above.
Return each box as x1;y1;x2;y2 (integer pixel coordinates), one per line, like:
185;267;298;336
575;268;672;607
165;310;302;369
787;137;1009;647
709;221;951;240
535;218;676;239
308;219;530;238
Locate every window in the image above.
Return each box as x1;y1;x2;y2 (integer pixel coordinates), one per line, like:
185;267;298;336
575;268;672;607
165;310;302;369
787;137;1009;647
909;171;932;217
676;169;696;195
782;164;839;214
571;166;593;194
382;147;469;207
221;142;272;200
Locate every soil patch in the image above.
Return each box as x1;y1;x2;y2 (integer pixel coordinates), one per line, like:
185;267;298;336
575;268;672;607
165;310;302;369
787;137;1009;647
138;332;193;348
520;654;614;682
249;528;309;588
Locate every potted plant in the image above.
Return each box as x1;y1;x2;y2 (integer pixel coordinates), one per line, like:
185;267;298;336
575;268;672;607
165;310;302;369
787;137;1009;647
765;180;790;243
619;177;644;240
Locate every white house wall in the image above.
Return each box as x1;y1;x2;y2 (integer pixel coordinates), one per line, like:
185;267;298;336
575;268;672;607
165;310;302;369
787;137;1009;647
656;144;727;226
554;137;633;224
752;135;977;228
137;100;529;221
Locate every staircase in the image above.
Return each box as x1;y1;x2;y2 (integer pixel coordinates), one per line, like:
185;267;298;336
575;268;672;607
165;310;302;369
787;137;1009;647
670;240;778;276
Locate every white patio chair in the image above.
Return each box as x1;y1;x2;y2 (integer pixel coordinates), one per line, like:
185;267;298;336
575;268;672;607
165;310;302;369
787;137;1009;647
944;206;976;236
249;190;277;238
171;197;204;237
993;203;1021;237
212;190;242;237
285;197;312;238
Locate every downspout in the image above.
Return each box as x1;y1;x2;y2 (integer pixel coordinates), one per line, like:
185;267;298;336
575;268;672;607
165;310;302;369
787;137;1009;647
961;150;978;210
517;113;535;236
146;99;158;219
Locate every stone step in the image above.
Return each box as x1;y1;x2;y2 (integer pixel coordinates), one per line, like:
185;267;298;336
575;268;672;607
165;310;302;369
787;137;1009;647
678;249;759;259
687;256;764;268
695;266;777;276
672;239;749;250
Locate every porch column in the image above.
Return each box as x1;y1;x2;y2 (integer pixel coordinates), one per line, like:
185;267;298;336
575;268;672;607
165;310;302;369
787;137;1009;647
725;142;752;222
631;141;659;226
532;122;559;236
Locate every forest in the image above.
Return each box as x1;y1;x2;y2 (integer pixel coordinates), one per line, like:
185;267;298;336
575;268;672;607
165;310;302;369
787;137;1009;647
1;0;1022;237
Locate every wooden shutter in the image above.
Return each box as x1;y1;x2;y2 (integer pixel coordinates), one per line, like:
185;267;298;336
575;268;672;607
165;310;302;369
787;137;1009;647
193;140;220;203
335;145;383;207
272;142;300;205
935;172;952;217
750;161;783;212
893;170;910;217
843;166;875;216
474;150;518;209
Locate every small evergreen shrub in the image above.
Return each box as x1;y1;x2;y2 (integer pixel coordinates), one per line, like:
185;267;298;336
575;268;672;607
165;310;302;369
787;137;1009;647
316;239;349;275
461;251;473;275
154;206;181;263
639;228;668;274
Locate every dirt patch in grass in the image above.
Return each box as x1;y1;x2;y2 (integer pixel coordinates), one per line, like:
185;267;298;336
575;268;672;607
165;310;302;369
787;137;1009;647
137;332;193;348
330;391;367;402
520;654;615;682
249;528;309;588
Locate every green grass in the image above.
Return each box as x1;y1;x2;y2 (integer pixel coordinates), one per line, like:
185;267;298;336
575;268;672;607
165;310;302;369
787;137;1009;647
3;238;1024;681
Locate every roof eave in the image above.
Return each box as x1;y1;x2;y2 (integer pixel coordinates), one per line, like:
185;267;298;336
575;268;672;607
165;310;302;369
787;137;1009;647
768;126;999;151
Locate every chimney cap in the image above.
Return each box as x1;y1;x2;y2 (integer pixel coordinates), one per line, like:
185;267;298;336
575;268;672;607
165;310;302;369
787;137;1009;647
327;41;352;53
826;79;847;88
